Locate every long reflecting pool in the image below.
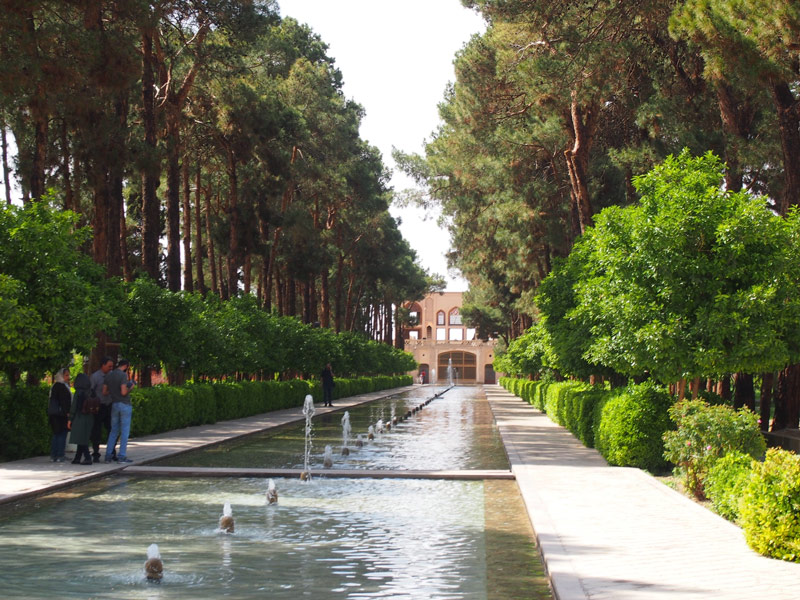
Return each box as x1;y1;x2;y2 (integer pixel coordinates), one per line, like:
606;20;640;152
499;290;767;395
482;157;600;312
154;386;509;471
0;386;552;599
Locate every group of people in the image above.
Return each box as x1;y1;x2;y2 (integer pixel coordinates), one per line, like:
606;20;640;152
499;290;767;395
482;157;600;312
47;357;136;465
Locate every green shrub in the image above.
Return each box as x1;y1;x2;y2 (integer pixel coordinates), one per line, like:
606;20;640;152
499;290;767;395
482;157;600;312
663;399;765;498
705;451;754;522
740;448;800;562
0;385;50;461
595;382;673;471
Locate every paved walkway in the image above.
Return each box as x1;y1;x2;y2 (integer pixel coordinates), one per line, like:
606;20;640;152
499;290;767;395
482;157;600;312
0;386;416;505
485;385;800;600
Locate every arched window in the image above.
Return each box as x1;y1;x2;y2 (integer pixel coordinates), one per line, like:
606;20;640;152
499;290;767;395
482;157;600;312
449;308;462;325
436;310;445;326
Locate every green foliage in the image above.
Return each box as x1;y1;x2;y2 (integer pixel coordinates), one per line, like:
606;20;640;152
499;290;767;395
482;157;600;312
740;448;800;562
663;399;766;498
0;384;50;461
0;375;410;461
501;378;673;470
705;451;755;522
594;383;674;471
564;151;800;382
0;202;116;380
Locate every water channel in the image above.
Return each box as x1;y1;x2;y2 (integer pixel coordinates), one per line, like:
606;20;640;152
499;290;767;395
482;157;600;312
0;386;552;599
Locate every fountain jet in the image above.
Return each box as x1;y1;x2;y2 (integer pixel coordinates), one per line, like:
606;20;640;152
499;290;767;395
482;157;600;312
144;543;163;582
323;444;334;468
219;502;235;533
266;479;278;505
301;394;315;481
341;412;351;456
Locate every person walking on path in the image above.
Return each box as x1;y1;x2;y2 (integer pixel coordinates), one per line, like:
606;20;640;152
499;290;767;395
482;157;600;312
69;373;94;465
47;368;72;462
103;359;136;464
321;363;335;407
89;356;115;462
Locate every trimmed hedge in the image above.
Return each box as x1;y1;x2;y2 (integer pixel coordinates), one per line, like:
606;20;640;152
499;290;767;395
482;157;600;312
0;374;412;461
499;377;672;470
740;448;800;563
705;451;754;522
594;382;673;471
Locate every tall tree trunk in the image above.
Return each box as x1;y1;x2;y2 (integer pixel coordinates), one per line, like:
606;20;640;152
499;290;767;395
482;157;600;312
226;152;239;297
106;92;127;279
320;269;330;328
733;372;755;412
384;300;393;345
334;252;345;332
29;96;47;202
287;275;296;317
205;188;218;296
771;81;800;217
716;81;755;193
165;115;181;291
59;119;74;212
760;372;774;432
120;208;133;282
563;95;599;234
140;30;161;281
181;159;193;292
194;165;205;294
243;253;252;295
1;116;11;204
773;363;800;430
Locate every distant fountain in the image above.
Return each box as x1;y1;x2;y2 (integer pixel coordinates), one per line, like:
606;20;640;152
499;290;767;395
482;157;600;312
218;502;235;533
323;445;334;468
447;358;455;387
266;479;278;505
391;404;398;425
355;433;364;448
144;543;163;582
341;412;351;456
376;419;385;434
301;394;315;481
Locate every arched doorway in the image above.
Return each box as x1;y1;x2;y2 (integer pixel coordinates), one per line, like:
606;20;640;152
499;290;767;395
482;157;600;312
438;351;477;383
484;363;496;384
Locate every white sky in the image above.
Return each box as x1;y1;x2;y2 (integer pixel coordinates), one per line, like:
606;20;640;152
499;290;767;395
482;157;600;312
278;0;486;291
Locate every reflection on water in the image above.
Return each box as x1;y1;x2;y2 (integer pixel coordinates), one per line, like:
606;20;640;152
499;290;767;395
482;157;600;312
155;387;509;471
0;387;551;599
0;477;520;599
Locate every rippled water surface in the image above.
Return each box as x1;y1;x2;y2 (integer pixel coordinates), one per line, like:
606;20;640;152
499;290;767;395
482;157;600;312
154;386;509;471
0;386;551;599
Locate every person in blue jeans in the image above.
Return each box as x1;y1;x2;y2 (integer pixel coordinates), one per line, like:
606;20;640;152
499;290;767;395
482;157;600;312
103;359;136;463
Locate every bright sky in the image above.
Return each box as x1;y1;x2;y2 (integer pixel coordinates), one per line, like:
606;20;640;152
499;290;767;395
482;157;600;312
278;0;486;291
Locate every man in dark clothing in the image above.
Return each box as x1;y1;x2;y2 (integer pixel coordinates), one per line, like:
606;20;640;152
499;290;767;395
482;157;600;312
89;356;115;462
103;359;136;463
321;363;335;407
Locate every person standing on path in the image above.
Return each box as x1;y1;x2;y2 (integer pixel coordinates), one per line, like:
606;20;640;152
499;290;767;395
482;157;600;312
69;373;94;465
89;356;115;462
321;363;335;407
103;359;136;464
47;368;72;462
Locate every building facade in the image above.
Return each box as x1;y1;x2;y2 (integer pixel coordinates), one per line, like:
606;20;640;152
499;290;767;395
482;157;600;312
402;291;497;384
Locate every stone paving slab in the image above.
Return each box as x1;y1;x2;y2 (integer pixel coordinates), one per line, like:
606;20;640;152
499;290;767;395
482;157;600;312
484;385;800;600
0;386;416;505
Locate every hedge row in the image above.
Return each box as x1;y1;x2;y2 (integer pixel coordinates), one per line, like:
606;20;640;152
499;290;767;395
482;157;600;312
0;375;412;461
499;377;673;471
706;448;800;562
